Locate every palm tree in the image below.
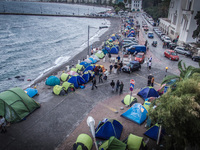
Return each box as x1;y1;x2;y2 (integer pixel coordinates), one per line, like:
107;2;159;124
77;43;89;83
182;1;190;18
162;60;200;85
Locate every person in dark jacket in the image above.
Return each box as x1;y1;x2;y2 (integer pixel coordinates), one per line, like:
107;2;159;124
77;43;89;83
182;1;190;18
116;80;120;92
119;81;124;94
110;80;115;92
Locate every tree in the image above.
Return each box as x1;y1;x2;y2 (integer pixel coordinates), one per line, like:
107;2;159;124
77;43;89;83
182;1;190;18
161;60;200;85
192;11;200;39
149;73;200;149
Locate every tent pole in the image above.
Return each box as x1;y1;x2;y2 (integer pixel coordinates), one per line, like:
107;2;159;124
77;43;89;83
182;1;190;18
157;125;162;145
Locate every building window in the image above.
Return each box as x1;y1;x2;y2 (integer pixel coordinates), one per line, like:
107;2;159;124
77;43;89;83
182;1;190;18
171;30;174;35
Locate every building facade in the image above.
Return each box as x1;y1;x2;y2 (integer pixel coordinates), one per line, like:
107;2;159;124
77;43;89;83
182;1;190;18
131;0;142;11
159;0;200;44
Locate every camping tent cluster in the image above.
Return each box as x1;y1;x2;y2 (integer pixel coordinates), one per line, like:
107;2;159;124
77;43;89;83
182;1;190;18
45;49;108;96
73;118;147;150
102;33;121;55
122;17;136;38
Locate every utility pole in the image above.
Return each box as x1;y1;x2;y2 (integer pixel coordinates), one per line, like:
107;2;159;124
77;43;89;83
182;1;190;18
88;25;90;56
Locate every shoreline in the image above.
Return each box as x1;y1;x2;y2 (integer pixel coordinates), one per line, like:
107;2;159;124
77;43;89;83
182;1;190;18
30;17;121;88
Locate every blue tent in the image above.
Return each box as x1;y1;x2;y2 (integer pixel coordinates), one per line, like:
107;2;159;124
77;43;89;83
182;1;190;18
83;65;95;73
109;46;119;54
121;103;147;125
144;124;164;141
89;57;97;64
24;88;38;98
137;87;159;100
45;76;60;86
82;71;92;83
95;118;123;140
105;46;110;52
102;48;108;54
127;32;135;37
68;75;86;88
111;36;116;41
80;61;90;68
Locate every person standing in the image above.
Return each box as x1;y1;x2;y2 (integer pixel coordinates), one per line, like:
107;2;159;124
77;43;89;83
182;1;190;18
109;64;113;74
99;71;103;83
151;76;155;87
119;81;124;94
116;80;120;92
119;61;123;73
104;69;108;80
149;60;152;70
110;80;115;92
114;63;118;74
0;115;7;133
91;77;97;90
108;53;112;63
147;74;153;86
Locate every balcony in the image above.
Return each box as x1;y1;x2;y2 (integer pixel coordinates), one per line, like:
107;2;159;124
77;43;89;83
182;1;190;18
182;9;193;15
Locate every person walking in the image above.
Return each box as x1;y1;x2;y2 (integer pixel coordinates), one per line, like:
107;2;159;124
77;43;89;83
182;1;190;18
119;81;124;94
147;74;153;86
119;61;123;73
116;80;120;92
91;77;97;90
114;63;118;74
109;64;113;74
104;69;108;80
110;80;115;92
108;53;112;63
0;115;7;133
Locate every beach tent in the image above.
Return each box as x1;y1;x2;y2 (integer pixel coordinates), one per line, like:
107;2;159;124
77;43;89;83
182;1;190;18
121;95;137;107
95;64;106;72
71;67;80;73
121;103;148;125
60;73;71;82
95;118;123;140
76;64;85;71
111;36;116;41
137;87;159;100
68;75;86;88
109;46;119;54
83;65;95;73
99;136;126;150
124;134;147;150
88;57;97;64
95;51;105;59
24;88;38;98
102;48;109;54
84;58;92;64
67;70;79;76
53;85;66;96
90;55;100;61
45;76;60;86
82;71;93;83
73;134;93;150
62;81;75;93
80;61;90;68
144;124;164;141
0;87;40;123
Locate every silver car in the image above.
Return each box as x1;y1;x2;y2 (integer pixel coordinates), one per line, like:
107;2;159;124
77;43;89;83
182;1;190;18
174;46;191;56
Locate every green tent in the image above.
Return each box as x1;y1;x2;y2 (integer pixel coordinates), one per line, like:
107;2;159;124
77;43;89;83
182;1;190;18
95;51;105;59
73;134;93;150
0;87;40;123
121;95;137;107
60;73;71;82
62;82;75;93
143;101;151;112
71;67;80;73
125;134;146;150
76;64;85;71
99;136;126;150
53;85;66;96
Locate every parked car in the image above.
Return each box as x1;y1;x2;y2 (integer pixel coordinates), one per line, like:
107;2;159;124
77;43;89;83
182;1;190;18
122;61;141;73
168;42;177;50
174;46;192;56
164;36;172;43
164;49;179;61
161;35;166;41
148;32;154;38
192;55;200;62
122;42;138;49
135;52;145;63
144;26;149;31
152;41;157;47
126;45;146;54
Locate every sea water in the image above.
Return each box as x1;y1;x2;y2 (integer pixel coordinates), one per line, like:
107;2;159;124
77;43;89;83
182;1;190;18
0;1;111;92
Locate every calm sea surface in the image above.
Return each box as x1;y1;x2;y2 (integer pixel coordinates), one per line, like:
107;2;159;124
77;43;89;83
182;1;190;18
0;1;111;92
